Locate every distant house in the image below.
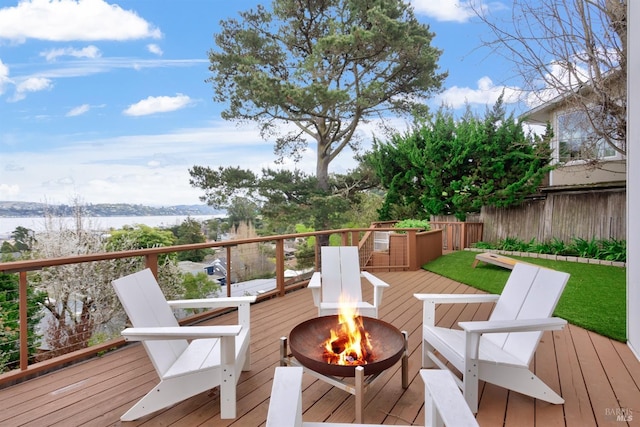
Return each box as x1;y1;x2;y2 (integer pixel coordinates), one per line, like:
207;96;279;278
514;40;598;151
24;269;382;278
522;80;626;189
481;84;627;244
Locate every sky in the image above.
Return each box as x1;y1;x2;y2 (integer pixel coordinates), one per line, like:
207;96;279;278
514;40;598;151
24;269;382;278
0;0;532;207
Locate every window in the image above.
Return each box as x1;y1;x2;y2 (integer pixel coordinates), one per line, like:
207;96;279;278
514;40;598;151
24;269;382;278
557;110;616;162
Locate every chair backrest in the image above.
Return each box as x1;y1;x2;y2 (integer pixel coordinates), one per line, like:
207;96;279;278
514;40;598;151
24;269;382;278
486;263;570;365
112;268;188;377
320;246;362;304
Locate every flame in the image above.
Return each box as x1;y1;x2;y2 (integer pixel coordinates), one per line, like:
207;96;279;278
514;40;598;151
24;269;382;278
322;296;373;365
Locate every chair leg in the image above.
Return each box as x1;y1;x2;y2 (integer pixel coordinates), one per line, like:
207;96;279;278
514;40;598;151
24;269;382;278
121;376;208;421
422;338;437;368
463;359;479;414
480;363;564;404
220;336;237;419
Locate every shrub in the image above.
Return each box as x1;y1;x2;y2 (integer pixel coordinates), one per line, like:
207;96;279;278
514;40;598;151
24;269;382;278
394;219;431;233
472;236;626;262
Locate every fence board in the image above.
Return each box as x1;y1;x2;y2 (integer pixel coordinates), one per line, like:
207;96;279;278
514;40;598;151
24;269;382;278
481;188;625;243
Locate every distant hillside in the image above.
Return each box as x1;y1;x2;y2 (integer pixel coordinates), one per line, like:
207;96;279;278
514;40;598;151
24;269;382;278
0;201;225;218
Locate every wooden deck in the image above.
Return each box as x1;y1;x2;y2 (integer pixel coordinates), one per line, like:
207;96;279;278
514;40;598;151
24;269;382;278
0;270;638;426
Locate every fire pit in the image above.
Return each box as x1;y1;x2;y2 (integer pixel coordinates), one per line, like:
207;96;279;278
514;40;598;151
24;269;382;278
288;315;405;377
280;313;408;423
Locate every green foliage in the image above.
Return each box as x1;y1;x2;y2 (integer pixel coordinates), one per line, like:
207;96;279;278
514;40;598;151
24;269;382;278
569;237;601;259
1;241;15;253
198;0;444;234
190;164;380;234
11;226;36;252
599;239;626;262
206;0;445;181
171;218;208;262
424;251;626;341
366;97;553;220
106;224;177;263
393;219;431;233
0;272;46;372
182;273;221;313
472;236;626;262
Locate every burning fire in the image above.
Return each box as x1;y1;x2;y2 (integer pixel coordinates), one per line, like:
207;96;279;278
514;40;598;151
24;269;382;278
322;300;373;365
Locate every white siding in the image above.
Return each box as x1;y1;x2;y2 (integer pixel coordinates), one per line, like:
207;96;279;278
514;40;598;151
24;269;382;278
627;1;640;360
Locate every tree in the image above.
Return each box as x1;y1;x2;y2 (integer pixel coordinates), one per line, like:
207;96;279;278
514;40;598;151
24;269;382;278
0;270;46;372
181;272;221;313
367;98;553;220
474;0;626;158
190;166;376;234
171;218;208;262
198;0;445;231
226;197;260;233
32;215;183;359
11;226;35;252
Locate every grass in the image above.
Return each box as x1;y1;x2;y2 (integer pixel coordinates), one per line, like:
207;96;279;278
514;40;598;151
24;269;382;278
423;250;627;342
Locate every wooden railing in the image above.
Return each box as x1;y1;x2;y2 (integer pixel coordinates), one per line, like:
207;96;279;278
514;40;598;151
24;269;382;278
0;226;445;387
429;222;484;250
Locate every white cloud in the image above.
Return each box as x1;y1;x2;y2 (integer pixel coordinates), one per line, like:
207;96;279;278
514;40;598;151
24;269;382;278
523;61;591;109
66;104;91;117
11;76;53;101
0;0;162;42
41;45;101;62
123;94;193;116
0;59;10;95
147;44;163;56
0;183;20;198
411;0;476;22
436;76;521;108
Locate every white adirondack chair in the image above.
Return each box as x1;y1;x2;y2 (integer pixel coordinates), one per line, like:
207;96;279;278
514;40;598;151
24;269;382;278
414;263;570;413
308;246;389;318
111;268;256;421
266;367;478;427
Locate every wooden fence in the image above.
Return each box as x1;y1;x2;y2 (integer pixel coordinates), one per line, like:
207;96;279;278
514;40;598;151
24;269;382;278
481;187;626;243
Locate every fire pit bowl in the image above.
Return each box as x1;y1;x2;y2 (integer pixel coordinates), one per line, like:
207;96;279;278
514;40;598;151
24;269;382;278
289;315;405;377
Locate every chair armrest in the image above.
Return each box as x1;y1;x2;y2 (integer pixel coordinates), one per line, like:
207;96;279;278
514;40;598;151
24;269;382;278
361;271;389;309
121;325;242;341
168;296;256;328
421;369;479;427
308;272;321;289
459;317;567;334
414;293;500;327
308;272;321;307
460;317;567;360
360;271;390;288
167;295;256;309
413;293;500;304
267;367;304;427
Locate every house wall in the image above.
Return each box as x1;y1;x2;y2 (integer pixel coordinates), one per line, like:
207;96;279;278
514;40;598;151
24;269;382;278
627;0;639;360
481;187;626;243
550;160;626;186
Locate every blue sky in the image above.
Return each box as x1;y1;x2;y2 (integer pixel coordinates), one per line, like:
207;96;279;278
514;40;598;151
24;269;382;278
0;0;529;206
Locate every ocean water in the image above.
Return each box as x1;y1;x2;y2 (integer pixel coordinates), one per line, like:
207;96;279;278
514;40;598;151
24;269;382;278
0;215;216;238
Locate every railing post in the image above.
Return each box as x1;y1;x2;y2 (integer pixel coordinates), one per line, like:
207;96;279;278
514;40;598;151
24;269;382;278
226;246;232;298
407;230;418;271
350;230;360;247
144;254;159;279
19;271;28;371
341;231;349;246
275;239;285;297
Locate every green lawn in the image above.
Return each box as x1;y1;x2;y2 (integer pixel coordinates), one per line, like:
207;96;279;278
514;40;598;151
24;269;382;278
422;251;627;342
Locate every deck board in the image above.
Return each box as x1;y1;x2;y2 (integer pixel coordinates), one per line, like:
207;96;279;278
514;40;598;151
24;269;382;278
0;269;637;426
